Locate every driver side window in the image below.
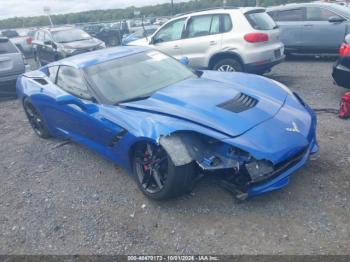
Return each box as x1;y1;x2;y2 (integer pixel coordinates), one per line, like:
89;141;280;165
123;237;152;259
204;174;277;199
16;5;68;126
56;66;91;100
153;18;186;43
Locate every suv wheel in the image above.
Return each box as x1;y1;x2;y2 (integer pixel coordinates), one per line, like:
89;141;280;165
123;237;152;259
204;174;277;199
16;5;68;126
213;58;243;72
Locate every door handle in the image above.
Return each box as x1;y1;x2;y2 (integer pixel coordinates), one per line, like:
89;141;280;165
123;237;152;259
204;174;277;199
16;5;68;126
209;41;217;46
304;24;313;27
173;45;181;50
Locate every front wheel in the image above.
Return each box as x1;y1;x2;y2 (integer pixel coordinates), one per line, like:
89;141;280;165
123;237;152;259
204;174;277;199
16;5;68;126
213;58;243;72
132;142;195;200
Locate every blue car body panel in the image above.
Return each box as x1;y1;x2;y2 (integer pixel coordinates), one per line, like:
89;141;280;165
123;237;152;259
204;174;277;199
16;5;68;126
16;47;318;198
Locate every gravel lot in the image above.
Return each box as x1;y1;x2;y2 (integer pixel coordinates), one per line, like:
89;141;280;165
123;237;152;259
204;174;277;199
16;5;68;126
0;58;349;255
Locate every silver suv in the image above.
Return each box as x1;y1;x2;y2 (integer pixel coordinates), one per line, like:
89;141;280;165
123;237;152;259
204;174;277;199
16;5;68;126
0;37;27;99
128;7;285;74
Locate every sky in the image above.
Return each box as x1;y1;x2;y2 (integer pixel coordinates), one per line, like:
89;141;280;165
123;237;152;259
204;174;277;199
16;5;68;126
0;0;186;19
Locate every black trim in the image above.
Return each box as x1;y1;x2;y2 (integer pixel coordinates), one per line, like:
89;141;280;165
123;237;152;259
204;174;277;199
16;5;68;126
244;55;285;73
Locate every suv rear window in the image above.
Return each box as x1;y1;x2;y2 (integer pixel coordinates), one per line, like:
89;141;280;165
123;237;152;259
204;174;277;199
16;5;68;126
0;40;18;54
245;11;277;30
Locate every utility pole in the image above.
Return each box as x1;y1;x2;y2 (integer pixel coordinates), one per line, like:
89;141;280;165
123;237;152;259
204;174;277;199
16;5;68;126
256;0;260;7
171;0;174;16
223;0;227;7
43;6;53;27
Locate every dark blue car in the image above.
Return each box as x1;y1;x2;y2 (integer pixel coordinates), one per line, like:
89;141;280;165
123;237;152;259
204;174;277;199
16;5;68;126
16;47;318;200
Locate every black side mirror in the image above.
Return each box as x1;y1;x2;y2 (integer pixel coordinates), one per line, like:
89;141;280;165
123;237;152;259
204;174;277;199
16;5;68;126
328;16;345;23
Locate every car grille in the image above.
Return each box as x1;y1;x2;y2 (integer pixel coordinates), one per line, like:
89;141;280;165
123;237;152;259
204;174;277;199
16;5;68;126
217;93;258;113
249;147;308;186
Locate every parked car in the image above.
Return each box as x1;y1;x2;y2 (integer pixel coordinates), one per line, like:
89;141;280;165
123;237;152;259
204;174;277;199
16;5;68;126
267;2;350;55
1;29;35;58
0;37;27;99
32;27;105;65
82;22;129;47
128;8;285;74
122;26;158;45
153;17;169;26
332;34;350;88
17;46;318;200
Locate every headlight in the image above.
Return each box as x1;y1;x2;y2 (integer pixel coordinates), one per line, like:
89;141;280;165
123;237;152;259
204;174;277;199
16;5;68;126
99;42;106;48
63;47;76;54
57;46;76;55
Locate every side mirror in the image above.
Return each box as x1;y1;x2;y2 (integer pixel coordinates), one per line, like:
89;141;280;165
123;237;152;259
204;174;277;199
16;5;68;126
44;40;52;45
328;16;345;23
55;95;98;114
149;36;155;45
345;34;350;44
179;57;189;66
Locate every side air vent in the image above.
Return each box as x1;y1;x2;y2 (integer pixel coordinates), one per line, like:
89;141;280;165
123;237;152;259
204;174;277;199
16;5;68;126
33;78;49;85
217;93;258;113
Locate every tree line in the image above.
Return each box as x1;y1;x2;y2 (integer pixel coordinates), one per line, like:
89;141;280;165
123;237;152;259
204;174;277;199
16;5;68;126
0;0;310;29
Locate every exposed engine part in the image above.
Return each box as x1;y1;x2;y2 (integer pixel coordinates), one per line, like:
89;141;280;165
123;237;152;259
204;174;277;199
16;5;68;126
219;180;249;201
159;131;241;170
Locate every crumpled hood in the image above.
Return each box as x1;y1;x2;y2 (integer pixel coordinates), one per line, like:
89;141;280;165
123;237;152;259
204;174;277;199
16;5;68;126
62;38;101;49
121;72;289;137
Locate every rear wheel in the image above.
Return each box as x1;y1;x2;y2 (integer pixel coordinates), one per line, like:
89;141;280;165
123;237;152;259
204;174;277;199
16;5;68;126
132;142;195;200
23;98;51;138
213;58;243;72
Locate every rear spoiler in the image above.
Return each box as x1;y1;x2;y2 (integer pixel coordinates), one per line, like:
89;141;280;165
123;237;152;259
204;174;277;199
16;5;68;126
244;8;266;15
22;70;49;85
23;70;47;78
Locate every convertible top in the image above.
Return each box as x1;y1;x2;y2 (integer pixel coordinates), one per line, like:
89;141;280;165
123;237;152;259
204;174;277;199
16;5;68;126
47;46;149;69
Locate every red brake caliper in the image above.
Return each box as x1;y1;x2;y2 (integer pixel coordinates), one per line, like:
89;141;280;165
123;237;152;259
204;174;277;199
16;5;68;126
143;150;150;171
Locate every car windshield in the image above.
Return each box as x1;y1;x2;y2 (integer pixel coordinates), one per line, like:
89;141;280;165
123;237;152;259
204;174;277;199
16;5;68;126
245;11;277;30
132;28;157;38
52;29;91;43
0;40;18;54
328;4;350;18
85;50;195;105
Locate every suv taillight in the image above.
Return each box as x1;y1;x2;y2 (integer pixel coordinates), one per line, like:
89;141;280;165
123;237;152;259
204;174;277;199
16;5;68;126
26;37;32;45
244;33;269;43
339;43;350;57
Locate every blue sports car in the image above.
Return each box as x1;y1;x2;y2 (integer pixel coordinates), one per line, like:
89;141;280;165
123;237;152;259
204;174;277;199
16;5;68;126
17;47;318;200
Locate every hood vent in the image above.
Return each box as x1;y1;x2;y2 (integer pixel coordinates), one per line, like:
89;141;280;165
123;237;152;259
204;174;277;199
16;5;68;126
217;93;258;113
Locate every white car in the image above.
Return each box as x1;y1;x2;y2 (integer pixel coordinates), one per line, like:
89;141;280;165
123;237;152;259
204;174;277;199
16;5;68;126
128;7;285;74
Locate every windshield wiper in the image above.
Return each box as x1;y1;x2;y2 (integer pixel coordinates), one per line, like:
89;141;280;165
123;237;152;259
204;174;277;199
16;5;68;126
116;95;150;105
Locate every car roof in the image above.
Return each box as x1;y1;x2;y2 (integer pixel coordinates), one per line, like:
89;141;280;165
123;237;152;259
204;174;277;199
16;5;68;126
39;26;75;32
47;46;149;69
175;7;265;18
267;2;343;11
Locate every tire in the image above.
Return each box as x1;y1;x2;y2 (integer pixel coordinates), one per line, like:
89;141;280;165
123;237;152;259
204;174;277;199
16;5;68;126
23;98;51;139
213;58;243;72
132;142;195;200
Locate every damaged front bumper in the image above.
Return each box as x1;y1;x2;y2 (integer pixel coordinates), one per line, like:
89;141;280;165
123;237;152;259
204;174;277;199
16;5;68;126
159;93;318;200
247;137;318;198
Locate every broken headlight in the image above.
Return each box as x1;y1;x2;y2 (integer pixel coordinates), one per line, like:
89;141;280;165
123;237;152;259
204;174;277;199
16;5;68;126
245;159;274;183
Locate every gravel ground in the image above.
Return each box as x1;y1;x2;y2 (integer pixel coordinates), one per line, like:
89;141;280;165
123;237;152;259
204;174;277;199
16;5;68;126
0;58;349;255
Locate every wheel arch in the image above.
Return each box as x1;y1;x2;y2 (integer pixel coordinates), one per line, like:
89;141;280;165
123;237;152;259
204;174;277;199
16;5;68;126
208;51;244;70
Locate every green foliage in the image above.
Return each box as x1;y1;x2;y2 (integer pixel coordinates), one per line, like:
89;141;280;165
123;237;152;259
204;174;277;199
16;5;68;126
0;0;312;29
